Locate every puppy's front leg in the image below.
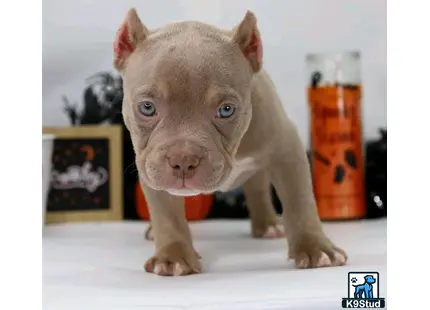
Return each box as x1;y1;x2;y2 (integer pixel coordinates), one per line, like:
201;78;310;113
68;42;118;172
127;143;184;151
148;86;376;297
141;183;201;276
269;129;347;269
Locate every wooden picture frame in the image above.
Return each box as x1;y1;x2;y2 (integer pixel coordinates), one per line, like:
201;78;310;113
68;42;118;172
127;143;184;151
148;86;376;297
42;126;123;224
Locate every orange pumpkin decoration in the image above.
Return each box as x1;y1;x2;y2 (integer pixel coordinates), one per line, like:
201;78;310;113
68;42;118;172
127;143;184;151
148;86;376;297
135;181;213;221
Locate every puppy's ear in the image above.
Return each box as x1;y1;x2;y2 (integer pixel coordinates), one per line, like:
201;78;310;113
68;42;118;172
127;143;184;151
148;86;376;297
113;8;149;71
232;11;263;72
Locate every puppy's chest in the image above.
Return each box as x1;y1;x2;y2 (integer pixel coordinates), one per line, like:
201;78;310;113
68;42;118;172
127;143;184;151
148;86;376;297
217;157;259;192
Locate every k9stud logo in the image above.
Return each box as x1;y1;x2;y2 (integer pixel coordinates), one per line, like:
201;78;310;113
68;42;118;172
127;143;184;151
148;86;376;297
342;272;386;308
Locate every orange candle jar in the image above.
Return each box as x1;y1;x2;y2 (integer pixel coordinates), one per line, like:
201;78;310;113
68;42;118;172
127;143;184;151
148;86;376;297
306;51;366;220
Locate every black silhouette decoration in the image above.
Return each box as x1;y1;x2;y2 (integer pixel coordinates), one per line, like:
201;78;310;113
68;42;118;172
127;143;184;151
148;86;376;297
63;72;124;126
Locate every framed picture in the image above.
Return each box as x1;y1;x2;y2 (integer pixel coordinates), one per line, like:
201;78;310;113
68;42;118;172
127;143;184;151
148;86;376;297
42;126;123;224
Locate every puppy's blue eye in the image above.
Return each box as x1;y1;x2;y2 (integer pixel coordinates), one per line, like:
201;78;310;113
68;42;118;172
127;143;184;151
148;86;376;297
138;101;157;117
217;104;235;118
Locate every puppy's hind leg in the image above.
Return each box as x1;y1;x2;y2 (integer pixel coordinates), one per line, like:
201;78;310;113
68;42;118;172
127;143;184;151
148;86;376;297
243;169;285;239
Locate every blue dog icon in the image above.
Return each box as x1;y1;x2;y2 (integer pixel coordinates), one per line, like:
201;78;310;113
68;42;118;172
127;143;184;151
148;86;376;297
353;275;376;299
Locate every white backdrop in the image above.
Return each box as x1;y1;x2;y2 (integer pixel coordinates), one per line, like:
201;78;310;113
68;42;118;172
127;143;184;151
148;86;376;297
43;0;386;145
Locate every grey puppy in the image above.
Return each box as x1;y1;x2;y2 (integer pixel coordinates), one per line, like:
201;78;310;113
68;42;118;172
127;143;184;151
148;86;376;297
114;8;347;276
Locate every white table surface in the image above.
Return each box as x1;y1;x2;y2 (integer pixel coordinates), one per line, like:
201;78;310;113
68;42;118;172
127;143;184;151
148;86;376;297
43;219;387;310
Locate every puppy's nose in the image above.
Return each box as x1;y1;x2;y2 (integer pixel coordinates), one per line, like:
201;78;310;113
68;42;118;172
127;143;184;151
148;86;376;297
168;154;201;178
166;140;204;179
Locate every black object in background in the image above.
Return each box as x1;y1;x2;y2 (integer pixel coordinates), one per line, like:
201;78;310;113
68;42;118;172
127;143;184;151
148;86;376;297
364;128;387;218
206;186;283;219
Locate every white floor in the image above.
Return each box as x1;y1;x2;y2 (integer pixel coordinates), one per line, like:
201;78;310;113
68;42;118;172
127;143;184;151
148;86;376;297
43;219;387;310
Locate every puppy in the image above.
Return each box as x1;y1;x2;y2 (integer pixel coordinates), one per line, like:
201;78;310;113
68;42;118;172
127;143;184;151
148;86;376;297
114;8;347;276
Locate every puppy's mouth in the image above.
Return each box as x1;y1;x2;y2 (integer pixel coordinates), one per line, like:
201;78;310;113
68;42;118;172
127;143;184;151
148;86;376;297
143;176;223;196
165;172;225;196
141;160;228;196
162;178;203;196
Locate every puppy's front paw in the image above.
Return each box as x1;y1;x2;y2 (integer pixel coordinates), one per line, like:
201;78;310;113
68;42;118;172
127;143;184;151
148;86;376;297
144;242;202;276
289;234;347;269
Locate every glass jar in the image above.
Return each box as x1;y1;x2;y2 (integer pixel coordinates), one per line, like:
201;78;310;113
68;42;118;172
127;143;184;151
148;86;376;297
306;51;365;220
